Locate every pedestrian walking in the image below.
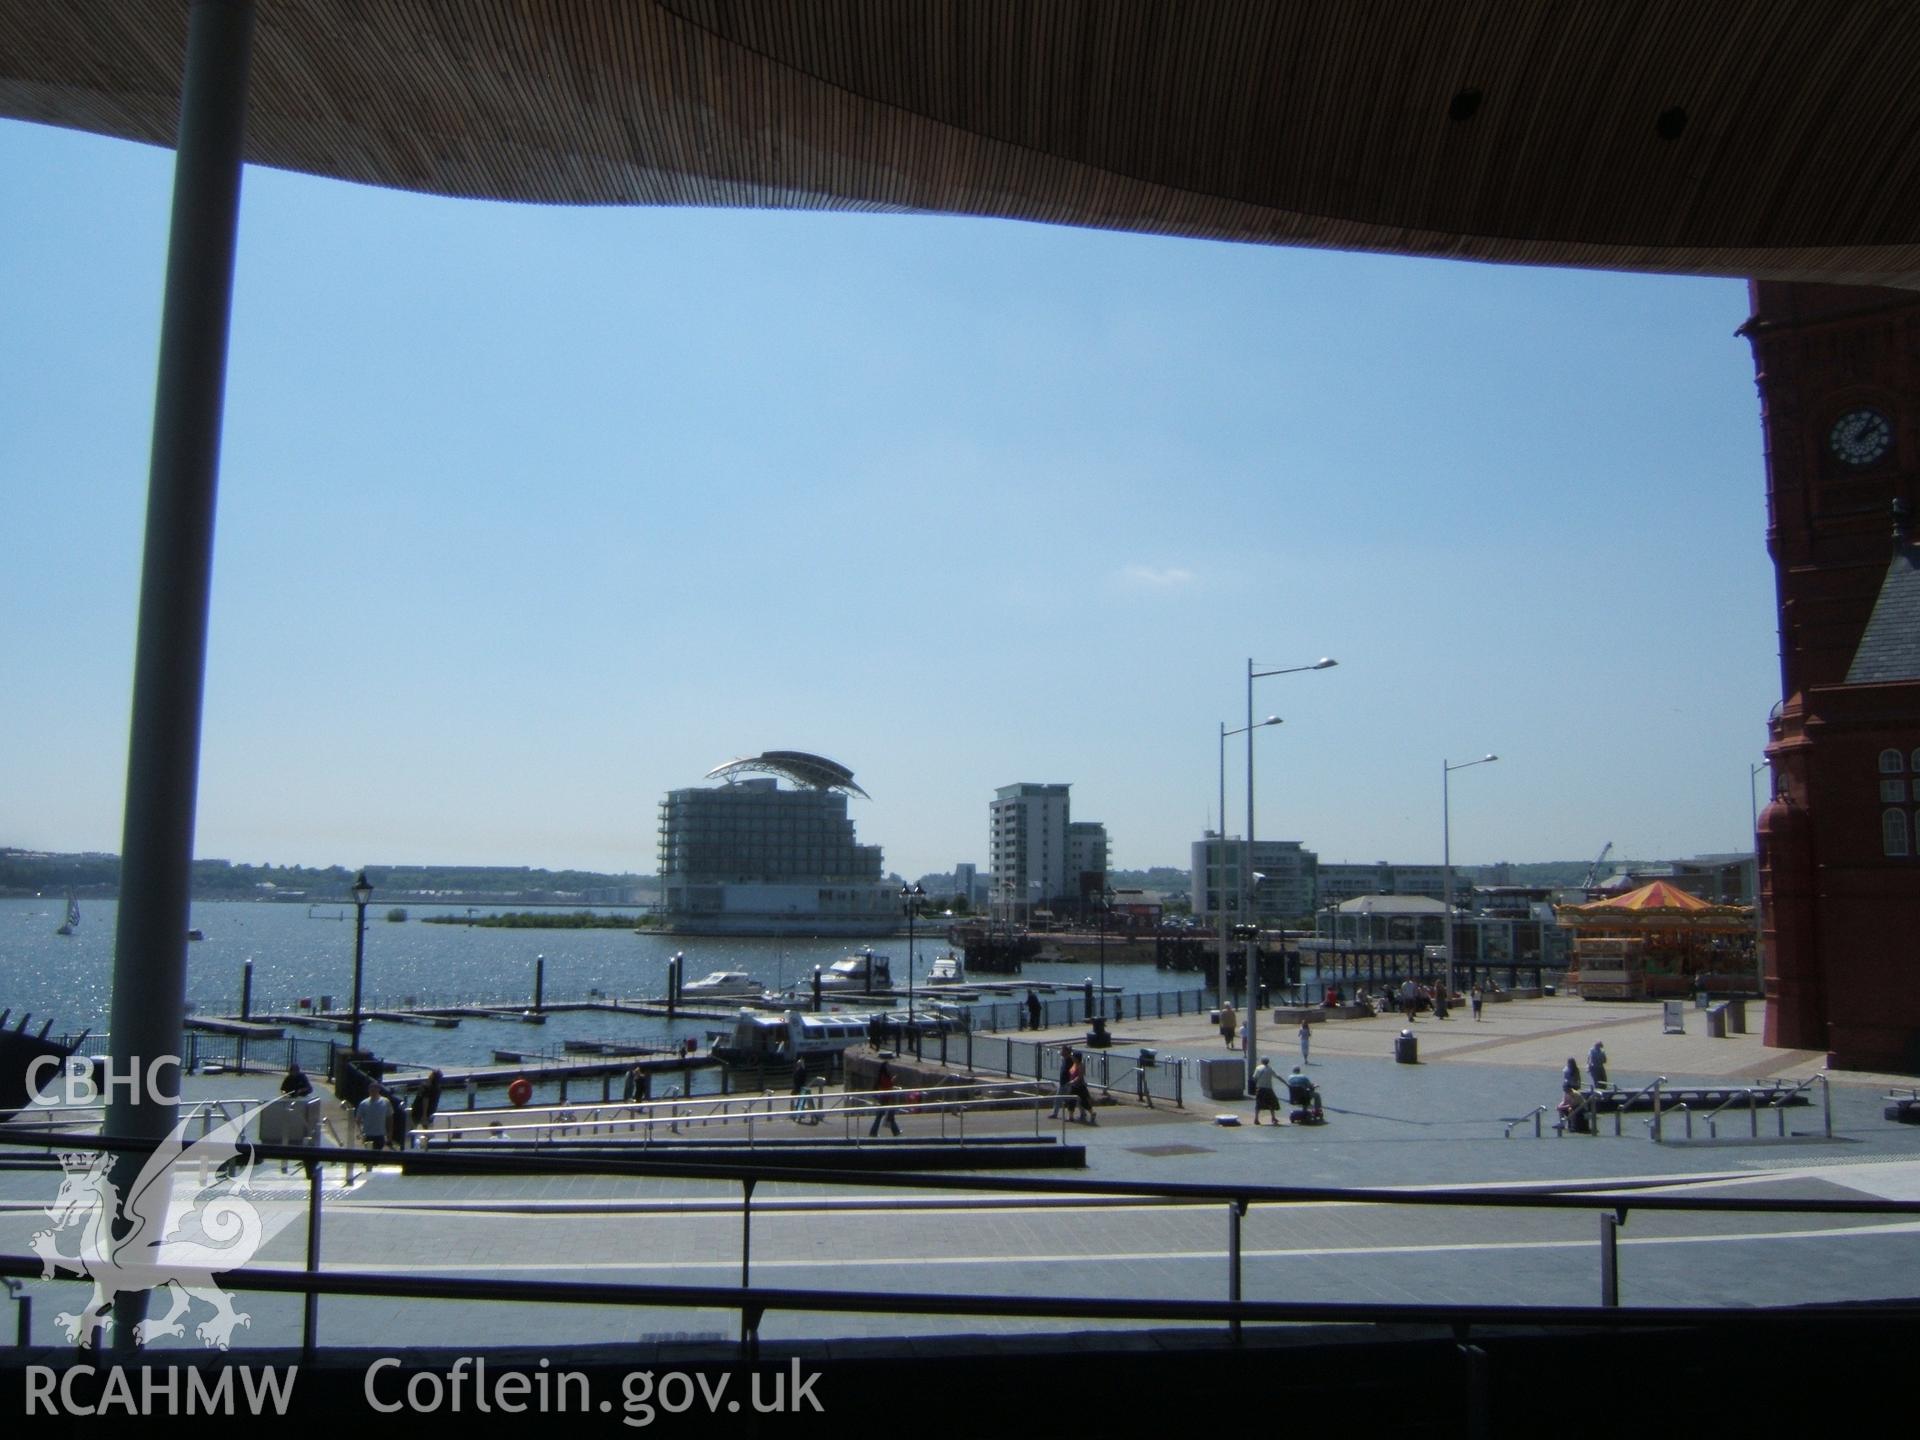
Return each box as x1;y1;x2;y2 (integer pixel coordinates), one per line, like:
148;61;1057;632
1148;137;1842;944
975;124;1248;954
1219;1002;1238;1049
1048;1047;1074;1119
867;1061;902;1137
1470;986;1484;1021
355;1081;392;1152
1068;1053;1097;1125
1587;1041;1609;1089
411;1069;444;1132
1251;1058;1280;1125
1562;1056;1581;1094
1025;989;1042;1031
1298;1018;1312;1065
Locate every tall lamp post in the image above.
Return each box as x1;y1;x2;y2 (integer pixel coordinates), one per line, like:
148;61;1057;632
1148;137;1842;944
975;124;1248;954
347;869;373;1056
1088;885;1116;1047
1218;716;1282;1004
1244;656;1337;1086
1441;755;1498;997
901;882;925;1028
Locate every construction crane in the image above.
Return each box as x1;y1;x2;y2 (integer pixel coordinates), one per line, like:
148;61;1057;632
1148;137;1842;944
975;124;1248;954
1583;841;1614;889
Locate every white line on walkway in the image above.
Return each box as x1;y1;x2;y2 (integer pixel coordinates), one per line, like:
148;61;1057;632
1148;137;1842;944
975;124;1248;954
289;1218;1920;1274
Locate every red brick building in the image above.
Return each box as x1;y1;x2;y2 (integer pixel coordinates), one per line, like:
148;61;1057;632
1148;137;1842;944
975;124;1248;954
1746;283;1920;1071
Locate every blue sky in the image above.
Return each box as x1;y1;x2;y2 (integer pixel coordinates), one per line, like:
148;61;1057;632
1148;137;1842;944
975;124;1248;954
1;120;1776;880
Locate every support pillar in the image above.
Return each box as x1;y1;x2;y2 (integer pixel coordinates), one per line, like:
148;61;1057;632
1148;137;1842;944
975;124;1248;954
103;0;255;1355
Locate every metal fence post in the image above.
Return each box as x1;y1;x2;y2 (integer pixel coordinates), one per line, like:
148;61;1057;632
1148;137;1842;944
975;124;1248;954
1227;1199;1247;1344
302;1159;323;1362
1600;1208;1625;1306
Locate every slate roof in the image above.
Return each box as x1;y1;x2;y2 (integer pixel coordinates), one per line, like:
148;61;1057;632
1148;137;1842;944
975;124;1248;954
1846;542;1920;684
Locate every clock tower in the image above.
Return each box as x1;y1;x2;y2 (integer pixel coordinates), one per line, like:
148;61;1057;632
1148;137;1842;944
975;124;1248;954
1743;282;1920;1071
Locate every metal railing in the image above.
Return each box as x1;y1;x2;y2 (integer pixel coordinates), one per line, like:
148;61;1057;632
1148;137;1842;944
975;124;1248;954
6;1127;1918;1372
414;1081;1069;1149
949;1033;1188;1106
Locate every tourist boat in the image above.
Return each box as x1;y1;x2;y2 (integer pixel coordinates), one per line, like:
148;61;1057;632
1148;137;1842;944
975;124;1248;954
924;952;965;985
680;970;766;1000
708;1007;876;1067
814;949;892;993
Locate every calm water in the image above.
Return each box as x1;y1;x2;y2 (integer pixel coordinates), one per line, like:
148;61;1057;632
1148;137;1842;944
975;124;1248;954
0;897;1184;1069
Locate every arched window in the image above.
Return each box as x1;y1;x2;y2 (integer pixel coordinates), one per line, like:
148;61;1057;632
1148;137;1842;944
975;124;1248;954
1884;809;1910;858
1911;747;1920;773
1880;748;1905;774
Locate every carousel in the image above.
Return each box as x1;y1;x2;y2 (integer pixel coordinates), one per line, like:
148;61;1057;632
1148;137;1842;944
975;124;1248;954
1555;881;1759;1000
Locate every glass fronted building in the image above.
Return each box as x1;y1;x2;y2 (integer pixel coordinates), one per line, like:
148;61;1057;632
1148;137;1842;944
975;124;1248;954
656;752;893;936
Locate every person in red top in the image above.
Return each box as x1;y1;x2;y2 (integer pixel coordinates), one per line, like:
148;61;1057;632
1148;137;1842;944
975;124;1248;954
868;1060;902;1136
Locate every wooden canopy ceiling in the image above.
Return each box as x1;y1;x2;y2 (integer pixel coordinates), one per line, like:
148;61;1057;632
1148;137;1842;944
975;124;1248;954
4;0;1920;286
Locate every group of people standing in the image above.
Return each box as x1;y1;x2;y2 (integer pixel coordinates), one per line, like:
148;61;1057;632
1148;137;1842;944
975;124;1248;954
1558;1042;1610;1133
1049;1046;1098;1124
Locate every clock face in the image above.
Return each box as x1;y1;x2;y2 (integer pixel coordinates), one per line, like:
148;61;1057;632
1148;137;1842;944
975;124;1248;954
1829;408;1893;467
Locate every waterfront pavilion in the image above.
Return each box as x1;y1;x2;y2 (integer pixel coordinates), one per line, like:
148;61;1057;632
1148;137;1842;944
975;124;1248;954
1557;878;1759;1000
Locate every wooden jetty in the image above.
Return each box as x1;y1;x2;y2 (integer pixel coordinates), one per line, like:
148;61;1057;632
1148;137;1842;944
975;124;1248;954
184;1016;285;1039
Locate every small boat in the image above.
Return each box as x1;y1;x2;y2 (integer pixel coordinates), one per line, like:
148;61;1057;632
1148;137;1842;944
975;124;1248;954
54;896;79;937
925;952;965;985
814;949;892;993
680;970;766;1000
186;928;205;942
709;1007;876;1067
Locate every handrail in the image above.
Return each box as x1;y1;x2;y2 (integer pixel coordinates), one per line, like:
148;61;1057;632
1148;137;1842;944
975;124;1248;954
421;1082;1067;1150
1610;1075;1666;1136
7;1126;1919;1374
1504;1104;1551;1139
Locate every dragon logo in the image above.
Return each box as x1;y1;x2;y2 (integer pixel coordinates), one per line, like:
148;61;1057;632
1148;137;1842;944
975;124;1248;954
30;1105;269;1349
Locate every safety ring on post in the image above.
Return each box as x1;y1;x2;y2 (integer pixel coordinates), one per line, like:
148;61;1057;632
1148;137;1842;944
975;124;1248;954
507;1076;533;1107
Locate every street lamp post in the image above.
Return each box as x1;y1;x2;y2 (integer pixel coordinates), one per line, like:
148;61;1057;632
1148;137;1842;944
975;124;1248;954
1244;656;1337;1086
1218;715;1282;1004
347;869;373;1057
901;883;925;1029
1442;755;1499;998
1088;885;1116;1047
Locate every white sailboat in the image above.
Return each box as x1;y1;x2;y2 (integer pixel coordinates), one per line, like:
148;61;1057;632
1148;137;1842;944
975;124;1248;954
54;896;79;937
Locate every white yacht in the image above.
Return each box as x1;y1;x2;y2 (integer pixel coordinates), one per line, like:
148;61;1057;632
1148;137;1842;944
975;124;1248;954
813;949;892;992
680;970;766;1000
924;952;965;985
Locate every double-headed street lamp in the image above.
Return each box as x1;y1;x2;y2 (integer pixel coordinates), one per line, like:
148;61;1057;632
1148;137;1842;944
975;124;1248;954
1088;885;1116;1048
347;868;373;1056
1243;656;1337;1086
901;883;926;1029
1441;755;1498;997
1218;715;1282;1003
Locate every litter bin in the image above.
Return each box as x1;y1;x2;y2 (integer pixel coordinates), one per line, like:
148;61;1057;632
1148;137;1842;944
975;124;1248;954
1394;1030;1418;1065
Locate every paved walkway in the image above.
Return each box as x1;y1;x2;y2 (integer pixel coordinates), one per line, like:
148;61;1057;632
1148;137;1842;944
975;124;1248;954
3;992;1916;1355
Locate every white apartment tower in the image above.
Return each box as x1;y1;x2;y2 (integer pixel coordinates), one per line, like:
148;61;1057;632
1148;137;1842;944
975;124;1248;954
990;783;1071;915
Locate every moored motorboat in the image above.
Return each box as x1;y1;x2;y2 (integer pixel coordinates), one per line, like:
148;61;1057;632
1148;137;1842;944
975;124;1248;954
681;970;766;1000
813;949;892;993
925;952;965;985
709;1007;875;1067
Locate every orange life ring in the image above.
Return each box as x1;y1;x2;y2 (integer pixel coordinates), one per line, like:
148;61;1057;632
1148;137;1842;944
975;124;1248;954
507;1076;533;1107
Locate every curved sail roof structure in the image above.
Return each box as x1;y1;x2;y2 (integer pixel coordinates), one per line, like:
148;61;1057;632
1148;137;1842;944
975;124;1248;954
704;752;869;799
4;1;1920;286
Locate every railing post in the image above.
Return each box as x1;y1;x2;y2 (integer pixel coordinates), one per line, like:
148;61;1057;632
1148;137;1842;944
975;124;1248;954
1458;1333;1489;1440
1651;1079;1663;1142
6;1280;30;1347
302;1158;323;1362
1227;1199;1247;1344
1822;1073;1833;1138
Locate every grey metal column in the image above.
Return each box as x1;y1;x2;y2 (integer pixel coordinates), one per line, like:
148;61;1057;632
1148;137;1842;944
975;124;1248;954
103;0;256;1354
